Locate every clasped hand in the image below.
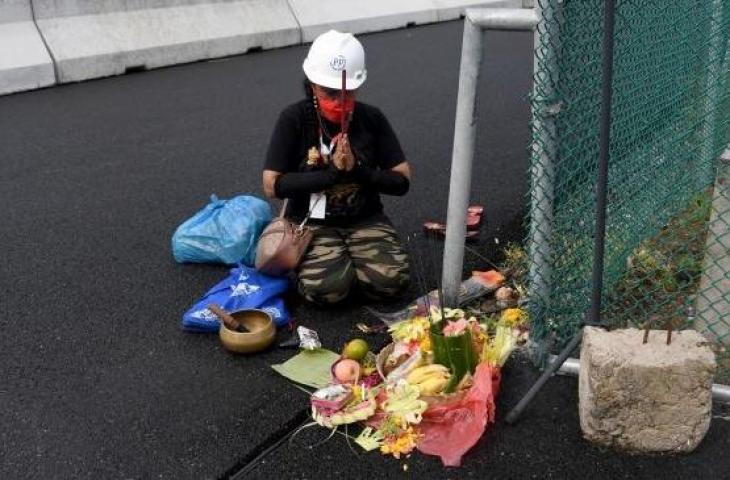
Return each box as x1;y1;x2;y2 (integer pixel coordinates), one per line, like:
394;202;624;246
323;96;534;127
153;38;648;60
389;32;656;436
332;134;355;172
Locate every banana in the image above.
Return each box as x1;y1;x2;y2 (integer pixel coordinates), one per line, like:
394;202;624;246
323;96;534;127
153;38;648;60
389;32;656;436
406;364;450;384
417;376;450;396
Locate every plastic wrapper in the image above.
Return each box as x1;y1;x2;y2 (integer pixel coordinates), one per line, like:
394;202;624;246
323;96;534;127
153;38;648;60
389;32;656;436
311;384;352;411
297;326;321;350
416;363;501;466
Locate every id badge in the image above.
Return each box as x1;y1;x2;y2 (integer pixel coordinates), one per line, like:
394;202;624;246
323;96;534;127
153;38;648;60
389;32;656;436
309;193;326;219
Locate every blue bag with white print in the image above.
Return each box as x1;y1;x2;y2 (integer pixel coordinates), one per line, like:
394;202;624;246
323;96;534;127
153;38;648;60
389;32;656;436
182;265;290;331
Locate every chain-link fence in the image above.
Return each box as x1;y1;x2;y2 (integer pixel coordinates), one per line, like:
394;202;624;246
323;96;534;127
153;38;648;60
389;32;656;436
525;0;730;381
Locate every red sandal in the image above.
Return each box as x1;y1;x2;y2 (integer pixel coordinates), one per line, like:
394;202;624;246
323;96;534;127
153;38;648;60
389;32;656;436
423;204;485;234
467;205;484;231
468;205;484;216
423;221;480;239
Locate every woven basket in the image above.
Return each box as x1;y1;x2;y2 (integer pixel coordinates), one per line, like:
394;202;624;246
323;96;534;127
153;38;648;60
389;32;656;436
375;342;470;405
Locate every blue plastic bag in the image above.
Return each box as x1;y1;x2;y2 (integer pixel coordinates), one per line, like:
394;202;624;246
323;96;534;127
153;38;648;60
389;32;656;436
183;265;290;331
172;194;272;265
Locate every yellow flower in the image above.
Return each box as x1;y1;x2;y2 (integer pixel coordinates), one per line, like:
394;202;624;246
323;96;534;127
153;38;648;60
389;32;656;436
501;308;528;327
389;414;406;430
389;316;431;344
380;426;421;459
419;335;432;353
350;384;362;400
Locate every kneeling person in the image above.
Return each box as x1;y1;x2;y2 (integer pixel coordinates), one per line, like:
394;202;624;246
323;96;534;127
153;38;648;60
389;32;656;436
262;30;411;304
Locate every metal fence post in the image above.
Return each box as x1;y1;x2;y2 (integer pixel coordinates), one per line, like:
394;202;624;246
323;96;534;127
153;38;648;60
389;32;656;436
695;29;729;346
695;148;730;346
441;16;483;306
527;0;560;315
441;9;538;307
506;0;617;424
699;0;725;187
589;0;616;325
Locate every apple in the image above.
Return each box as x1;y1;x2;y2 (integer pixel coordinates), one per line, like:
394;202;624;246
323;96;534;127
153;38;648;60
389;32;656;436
333;359;361;384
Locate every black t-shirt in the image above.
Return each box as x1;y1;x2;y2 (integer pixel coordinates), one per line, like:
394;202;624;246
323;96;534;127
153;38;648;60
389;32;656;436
264;99;406;225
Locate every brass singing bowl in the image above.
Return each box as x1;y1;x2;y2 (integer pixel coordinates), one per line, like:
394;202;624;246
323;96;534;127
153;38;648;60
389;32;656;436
218;309;275;354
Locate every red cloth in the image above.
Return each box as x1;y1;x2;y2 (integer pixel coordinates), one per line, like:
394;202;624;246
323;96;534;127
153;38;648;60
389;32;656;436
416;364;501;466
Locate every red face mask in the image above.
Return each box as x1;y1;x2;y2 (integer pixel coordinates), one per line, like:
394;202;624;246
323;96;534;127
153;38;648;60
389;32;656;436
316;92;355;125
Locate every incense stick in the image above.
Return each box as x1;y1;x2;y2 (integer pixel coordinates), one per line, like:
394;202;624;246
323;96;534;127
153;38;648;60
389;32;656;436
430;235;446;320
408;233;432;322
340;70;349;134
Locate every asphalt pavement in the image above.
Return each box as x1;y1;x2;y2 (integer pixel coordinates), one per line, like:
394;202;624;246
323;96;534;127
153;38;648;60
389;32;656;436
1;20;728;480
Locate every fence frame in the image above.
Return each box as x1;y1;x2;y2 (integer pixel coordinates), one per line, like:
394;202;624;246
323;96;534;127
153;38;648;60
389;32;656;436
696;148;730;344
443;2;730;421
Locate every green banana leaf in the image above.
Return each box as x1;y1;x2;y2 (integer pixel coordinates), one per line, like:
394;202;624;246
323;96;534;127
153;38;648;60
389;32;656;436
430;327;477;393
271;348;340;388
431;323;449;366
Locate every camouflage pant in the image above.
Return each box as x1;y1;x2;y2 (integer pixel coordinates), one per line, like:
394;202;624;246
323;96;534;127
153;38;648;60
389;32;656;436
297;214;410;304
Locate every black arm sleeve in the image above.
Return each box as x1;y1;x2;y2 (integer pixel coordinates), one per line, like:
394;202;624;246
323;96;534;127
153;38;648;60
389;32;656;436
266;104;340;199
351;164;410;196
264;106;301;173
274;167;340;198
374;108;407;170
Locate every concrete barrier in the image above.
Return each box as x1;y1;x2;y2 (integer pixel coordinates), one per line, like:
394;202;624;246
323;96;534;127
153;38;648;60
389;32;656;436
0;0;55;95
0;0;526;94
434;0;522;21
289;0;522;42
32;0;301;83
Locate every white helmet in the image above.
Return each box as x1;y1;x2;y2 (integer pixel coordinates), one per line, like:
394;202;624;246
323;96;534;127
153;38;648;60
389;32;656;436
302;30;367;90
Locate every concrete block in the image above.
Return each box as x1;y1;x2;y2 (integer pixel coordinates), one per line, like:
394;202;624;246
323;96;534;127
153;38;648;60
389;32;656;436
579;327;716;453
0;1;55;95
30;0;251;18
33;0;300;83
